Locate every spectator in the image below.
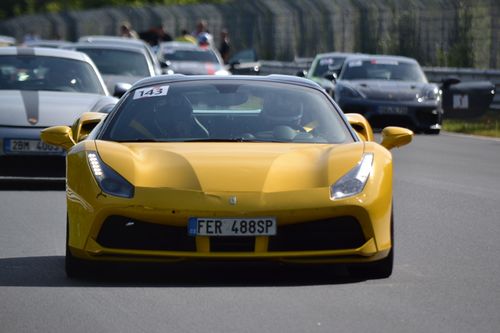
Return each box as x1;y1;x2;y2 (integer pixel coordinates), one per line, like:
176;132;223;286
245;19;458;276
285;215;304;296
219;29;231;63
175;29;197;44
120;21;139;39
139;24;173;47
197;33;211;48
191;19;213;47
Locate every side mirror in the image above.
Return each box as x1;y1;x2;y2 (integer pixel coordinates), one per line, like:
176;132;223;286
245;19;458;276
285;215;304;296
160;60;171;68
40;126;76;150
114;82;132;98
380;127;413;150
296;70;307;77
346;113;374;141
71;112;107;142
324;72;337;83
441;77;461;89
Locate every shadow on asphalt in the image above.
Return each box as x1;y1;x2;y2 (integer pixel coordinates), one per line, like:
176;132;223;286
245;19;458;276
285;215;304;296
0;256;366;287
0;179;65;191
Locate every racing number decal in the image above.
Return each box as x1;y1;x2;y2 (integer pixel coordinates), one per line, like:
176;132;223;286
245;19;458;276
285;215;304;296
133;85;169;100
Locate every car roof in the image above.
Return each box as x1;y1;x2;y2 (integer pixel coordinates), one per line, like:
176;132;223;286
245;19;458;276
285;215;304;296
0;46;94;62
314;52;361;59
66;43;147;55
131;74;322;91
344;54;419;64
159;41;207;51
78;35;148;46
24;40;73;48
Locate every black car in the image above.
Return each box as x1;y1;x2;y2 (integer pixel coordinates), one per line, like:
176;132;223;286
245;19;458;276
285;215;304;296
334;55;442;134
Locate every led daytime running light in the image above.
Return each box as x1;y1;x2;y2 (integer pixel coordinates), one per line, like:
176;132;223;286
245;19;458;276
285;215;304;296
87;153;103;177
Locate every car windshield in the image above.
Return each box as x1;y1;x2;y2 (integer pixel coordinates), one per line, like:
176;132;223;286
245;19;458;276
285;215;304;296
312;56;346;77
76;48;150;77
162;49;220;63
101;80;353;144
340;59;427;82
0;55;105;94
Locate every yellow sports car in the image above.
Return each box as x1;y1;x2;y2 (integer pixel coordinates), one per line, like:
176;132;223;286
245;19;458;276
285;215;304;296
41;75;412;279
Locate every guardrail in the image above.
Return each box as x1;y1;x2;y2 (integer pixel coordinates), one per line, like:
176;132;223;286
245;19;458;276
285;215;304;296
259;60;500;110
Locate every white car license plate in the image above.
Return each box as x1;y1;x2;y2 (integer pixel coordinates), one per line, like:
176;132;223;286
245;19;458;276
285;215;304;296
5;139;64;154
188;217;277;236
378;106;408;115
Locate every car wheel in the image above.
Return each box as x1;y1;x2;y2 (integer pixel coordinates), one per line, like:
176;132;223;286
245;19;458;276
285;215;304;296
349;212;394;279
65;218;92;278
424;128;440;135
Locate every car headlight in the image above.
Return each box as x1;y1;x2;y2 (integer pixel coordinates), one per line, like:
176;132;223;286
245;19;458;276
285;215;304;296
87;151;134;198
330;153;373;200
337;85;364;99
418;87;440;102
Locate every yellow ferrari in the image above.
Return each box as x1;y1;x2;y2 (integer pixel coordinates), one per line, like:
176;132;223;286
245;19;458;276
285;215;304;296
41;75;412;279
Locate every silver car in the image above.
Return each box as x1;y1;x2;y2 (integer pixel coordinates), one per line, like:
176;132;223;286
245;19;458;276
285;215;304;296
65;43;158;96
0;47;117;178
157;42;230;76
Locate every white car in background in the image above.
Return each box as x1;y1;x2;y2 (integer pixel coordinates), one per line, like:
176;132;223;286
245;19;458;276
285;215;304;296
157;42;230;76
65;43;158;96
0;47;117;178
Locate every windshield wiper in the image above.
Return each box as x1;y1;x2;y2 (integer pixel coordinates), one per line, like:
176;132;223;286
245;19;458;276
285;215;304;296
182;137;275;142
116;138;159;142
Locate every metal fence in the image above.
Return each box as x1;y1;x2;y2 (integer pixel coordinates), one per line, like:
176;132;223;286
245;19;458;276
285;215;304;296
1;0;499;69
259;60;500;110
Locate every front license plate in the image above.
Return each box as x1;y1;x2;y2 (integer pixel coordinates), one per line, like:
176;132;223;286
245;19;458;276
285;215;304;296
4;139;64;154
378;106;408;115
188;217;277;236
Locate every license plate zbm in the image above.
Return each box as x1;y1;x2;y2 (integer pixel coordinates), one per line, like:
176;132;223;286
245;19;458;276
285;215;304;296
188;218;277;236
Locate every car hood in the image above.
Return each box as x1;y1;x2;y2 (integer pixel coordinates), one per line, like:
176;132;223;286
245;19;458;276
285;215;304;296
0;90;107;127
95;141;365;192
170;61;225;75
342;80;431;101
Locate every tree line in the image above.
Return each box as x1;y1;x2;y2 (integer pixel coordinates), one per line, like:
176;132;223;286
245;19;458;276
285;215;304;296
0;0;224;20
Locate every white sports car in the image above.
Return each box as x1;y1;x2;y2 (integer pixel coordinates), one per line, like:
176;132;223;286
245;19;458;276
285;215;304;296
0;47;117;178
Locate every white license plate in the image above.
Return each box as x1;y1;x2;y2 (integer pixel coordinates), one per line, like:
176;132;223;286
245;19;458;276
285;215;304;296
188;217;277;236
378;106;408;115
5;139;64;154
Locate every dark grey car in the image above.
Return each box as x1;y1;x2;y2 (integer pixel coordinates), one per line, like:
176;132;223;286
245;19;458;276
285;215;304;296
334;55;442;134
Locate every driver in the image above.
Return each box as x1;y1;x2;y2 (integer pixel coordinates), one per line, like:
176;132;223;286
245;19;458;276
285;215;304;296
152;95;208;138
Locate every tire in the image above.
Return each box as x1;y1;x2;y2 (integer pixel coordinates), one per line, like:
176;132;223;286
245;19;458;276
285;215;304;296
424;128;441;135
349;212;394;279
65;218;92;278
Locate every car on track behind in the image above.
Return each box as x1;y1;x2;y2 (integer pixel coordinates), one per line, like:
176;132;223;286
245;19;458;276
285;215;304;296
78;35;162;76
0;47;117;178
298;52;358;96
334;54;443;133
157;41;230;76
64;43;159;97
41;74;413;279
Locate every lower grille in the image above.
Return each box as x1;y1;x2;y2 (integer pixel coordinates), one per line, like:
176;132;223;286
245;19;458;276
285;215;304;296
97;216;196;251
210;236;255;252
268;217;365;252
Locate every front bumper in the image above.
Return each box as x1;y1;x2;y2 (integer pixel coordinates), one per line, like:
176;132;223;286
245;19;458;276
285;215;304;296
337;97;442;131
67;184;393;265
